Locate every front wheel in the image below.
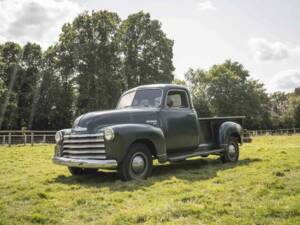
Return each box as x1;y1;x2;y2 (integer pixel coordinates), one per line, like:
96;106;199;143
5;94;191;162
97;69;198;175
220;136;239;163
118;143;153;181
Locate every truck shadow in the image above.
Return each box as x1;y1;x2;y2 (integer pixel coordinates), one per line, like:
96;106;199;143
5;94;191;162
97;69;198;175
52;157;262;191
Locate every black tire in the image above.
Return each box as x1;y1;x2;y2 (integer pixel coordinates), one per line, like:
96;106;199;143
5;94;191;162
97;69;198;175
118;143;153;181
220;136;239;163
68;167;98;176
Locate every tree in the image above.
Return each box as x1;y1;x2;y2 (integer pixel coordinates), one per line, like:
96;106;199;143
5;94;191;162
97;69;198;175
172;78;186;86
32;45;70;129
16;43;42;129
0;42;22;129
185;68;212;117
58;11;123;115
294;87;300;96
185;60;271;129
295;103;300;128
269;92;289;128
120;11;174;89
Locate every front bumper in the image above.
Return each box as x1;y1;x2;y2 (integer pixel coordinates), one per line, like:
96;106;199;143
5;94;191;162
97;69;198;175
53;156;118;169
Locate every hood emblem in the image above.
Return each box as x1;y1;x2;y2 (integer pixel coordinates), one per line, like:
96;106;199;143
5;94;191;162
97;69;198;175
73;126;87;132
146;120;158;126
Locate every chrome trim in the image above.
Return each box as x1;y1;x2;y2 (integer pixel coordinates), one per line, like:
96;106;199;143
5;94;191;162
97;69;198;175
146;120;158;126
63;150;106;154
64;133;104;138
73;126;87;132
61;132;106;160
63;155;106;159
53;157;117;169
63;139;104;143
63;144;105;149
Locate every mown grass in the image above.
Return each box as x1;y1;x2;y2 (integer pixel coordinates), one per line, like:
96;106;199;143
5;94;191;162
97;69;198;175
0;136;299;225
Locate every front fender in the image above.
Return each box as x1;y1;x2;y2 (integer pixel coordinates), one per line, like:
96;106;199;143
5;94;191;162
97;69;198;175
104;124;167;163
219;121;243;147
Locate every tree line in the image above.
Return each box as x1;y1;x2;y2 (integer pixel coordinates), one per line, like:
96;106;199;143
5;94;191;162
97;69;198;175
0;11;174;130
0;10;299;130
177;60;300;130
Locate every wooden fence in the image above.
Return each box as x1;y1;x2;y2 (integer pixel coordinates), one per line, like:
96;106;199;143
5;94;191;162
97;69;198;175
248;128;300;136
0;128;299;147
0;130;56;147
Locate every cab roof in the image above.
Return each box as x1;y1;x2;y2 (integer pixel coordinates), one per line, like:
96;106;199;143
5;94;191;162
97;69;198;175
124;84;188;95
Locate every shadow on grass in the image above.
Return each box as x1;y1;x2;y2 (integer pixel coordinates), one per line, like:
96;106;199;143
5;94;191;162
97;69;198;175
52;157;262;191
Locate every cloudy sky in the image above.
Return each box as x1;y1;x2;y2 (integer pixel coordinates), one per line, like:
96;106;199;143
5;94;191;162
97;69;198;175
0;0;299;92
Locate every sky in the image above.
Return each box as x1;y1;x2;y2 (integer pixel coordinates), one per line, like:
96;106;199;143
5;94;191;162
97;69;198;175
0;0;299;92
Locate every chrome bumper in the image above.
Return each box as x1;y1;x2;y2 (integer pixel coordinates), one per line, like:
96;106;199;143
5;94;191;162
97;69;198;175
53;156;118;169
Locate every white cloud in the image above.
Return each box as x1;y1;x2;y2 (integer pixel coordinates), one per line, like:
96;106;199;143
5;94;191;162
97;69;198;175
271;70;300;92
249;37;300;61
196;1;216;11
0;0;83;48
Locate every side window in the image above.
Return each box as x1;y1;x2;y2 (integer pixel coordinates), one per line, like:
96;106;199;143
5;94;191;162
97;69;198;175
166;90;189;108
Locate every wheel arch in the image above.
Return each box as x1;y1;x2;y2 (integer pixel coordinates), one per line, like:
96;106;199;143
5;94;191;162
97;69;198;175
231;132;242;144
130;138;157;158
105;124;167;163
219;121;243;147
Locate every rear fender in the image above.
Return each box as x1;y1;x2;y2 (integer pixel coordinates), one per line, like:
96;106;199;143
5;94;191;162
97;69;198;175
219;121;243;148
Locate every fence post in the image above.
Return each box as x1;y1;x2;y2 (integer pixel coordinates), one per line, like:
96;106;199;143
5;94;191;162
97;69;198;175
43;134;46;143
24;134;27;145
294;128;296;134
31;132;34;146
2;135;5;145
8;132;11;147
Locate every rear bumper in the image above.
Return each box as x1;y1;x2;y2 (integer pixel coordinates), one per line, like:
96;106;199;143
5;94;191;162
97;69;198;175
52;156;118;169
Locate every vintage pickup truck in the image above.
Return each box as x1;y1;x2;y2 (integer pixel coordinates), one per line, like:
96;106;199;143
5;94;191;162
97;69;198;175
53;84;251;181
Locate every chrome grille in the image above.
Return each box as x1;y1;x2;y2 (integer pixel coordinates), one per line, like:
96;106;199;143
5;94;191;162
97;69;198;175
62;133;106;160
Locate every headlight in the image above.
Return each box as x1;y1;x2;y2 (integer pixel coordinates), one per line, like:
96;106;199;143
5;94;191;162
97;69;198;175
104;127;115;141
55;131;63;143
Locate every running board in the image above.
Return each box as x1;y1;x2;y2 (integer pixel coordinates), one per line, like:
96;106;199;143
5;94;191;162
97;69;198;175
167;149;224;162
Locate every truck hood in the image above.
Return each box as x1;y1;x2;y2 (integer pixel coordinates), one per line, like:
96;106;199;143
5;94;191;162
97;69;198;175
73;108;160;133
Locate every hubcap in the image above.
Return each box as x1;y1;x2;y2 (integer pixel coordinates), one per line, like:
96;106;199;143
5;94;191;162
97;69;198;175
131;155;146;174
228;144;236;160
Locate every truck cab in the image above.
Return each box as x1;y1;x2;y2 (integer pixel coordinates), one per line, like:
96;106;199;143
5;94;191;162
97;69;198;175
53;84;249;181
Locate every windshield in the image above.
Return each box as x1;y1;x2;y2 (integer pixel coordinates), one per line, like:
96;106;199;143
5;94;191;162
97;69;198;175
117;89;162;109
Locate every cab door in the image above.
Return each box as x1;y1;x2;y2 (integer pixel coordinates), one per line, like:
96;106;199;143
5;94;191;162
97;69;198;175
160;89;199;153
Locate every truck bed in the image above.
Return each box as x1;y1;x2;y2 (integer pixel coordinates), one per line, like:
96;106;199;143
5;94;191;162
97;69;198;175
167;116;245;162
198;116;245;146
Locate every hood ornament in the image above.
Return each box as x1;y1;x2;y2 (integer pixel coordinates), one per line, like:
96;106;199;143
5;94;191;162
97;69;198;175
73;126;87;132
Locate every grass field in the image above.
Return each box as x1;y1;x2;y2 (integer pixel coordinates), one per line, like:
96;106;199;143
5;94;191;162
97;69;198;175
0;136;299;225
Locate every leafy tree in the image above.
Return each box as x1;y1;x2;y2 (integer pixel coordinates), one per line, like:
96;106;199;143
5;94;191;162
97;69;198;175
32;46;72;129
185;60;271;129
185;68;212;117
269;92;289;128
16;43;42;129
172;79;186;86
58;11;123;115
0;42;22;129
120;11;174;89
295;103;300;128
295;87;300;96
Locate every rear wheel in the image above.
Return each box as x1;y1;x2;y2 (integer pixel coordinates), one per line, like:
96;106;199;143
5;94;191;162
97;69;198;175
220;136;239;163
68;167;98;176
118;143;153;181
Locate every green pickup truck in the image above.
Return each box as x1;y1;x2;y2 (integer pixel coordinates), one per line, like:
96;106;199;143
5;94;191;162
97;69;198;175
53;84;251;181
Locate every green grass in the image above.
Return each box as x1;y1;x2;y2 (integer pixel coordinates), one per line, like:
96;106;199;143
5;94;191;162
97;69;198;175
0;136;299;225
